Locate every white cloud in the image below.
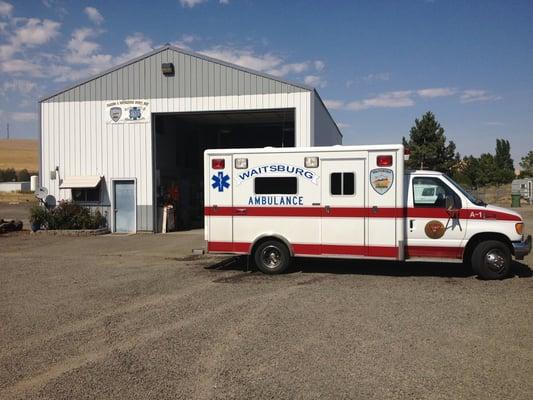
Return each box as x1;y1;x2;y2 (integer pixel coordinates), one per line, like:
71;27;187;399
0;1;13;17
180;0;206;8
84;7;104;25
304;74;326;88
1;79;37;94
220;0;230;4
362;72;390;82
199;46;283;72
0;58;43;76
417;87;456;98
11;111;37;121
460;89;502;103
64;28;102;65
0;110;37;121
268;61;309;77
324;99;345;110
345;90;414;111
172;33;199;49
11;18;61;47
314;60;325;71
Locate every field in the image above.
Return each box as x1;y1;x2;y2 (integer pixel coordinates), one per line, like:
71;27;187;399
0;139;38;171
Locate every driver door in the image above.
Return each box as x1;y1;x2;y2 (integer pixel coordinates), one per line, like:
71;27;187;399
406;176;467;259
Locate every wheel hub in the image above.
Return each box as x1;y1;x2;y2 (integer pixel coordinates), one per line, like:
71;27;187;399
484;249;506;273
261;246;281;269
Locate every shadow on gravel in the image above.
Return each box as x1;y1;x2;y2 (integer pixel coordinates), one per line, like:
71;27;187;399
207;256;532;280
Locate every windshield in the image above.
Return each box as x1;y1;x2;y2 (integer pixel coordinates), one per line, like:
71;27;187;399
444;175;486;206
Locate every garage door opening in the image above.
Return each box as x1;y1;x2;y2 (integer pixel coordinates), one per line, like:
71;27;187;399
153;109;295;232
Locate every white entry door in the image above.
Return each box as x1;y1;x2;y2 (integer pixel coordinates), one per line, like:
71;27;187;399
113;180;136;233
321;159;366;256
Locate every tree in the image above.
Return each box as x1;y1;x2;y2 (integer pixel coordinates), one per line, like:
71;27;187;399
403;111;458;174
493;139;515;183
519;151;533;177
17;169;31;182
0;168;16;182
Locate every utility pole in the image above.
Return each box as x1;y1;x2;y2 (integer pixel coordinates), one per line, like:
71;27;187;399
6;123;9;139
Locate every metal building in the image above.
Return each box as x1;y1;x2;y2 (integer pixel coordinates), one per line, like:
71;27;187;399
39;45;341;233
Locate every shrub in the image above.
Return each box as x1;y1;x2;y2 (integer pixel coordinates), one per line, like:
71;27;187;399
29;201;107;230
29;205;49;229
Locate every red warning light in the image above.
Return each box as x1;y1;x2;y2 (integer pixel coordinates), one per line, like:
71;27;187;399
377;155;393;167
212;159;225;169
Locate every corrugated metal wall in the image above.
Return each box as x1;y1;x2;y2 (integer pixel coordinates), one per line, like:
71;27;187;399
313;92;342;146
40;47;318;231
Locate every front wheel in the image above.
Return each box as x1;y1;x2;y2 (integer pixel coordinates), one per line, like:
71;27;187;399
471;240;511;280
254;240;291;274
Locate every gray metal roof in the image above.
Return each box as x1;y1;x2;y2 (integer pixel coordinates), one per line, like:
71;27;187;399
39;44;315;103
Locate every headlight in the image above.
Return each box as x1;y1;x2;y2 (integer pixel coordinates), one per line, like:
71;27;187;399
515;222;524;235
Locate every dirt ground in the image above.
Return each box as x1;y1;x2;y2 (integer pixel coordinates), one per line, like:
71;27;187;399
0;206;532;399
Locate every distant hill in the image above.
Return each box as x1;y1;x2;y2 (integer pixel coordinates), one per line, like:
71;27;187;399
0;139;38;171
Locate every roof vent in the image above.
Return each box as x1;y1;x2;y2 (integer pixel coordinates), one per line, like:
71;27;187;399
162;63;174;76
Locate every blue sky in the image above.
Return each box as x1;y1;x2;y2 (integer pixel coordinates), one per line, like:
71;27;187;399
0;0;532;163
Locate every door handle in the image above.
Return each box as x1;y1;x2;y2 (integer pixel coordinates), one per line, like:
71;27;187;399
235;208;247;215
409;219;414;229
325;205;331;213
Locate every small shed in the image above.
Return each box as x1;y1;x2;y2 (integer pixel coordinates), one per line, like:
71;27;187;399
512;178;533;200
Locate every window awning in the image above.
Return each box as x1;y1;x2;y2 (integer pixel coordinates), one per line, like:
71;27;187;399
60;176;102;189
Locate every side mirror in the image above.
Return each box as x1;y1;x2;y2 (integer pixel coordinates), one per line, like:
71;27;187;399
445;195;459;216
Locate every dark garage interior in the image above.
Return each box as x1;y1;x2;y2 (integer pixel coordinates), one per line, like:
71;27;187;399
153;109;295;231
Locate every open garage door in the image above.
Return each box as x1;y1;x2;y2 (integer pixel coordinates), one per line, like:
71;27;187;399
153;109;295;232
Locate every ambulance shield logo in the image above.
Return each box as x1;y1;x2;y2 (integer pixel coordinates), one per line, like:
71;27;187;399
110;107;122;122
370;168;394;195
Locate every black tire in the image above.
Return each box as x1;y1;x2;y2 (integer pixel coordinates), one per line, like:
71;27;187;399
471;240;511;280
253;240;291;274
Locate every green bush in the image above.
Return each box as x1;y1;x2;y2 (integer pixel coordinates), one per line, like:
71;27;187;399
29;205;49;229
29;201;107;230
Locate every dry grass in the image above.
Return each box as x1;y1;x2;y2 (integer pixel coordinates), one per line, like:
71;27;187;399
0;191;37;204
0;139;38;171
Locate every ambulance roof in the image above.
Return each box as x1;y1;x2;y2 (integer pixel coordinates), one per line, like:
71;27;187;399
204;144;404;155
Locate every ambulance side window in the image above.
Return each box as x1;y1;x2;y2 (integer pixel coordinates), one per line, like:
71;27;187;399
330;172;355;195
412;177;461;208
254;177;298;194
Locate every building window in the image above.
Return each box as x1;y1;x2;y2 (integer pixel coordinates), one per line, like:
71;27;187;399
412;177;460;208
330;172;355;195
254;177;297;194
72;187;100;203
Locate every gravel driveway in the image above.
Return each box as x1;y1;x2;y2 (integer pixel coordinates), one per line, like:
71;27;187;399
1;211;532;399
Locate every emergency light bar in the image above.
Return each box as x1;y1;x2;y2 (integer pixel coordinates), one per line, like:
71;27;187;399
377;155;393;167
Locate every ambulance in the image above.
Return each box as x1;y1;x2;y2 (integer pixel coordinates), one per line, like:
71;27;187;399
204;144;531;279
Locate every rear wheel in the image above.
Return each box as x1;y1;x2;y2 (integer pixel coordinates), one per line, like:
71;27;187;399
471;240;511;280
254;240;291;274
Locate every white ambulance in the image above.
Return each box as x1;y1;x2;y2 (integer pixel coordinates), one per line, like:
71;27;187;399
204;144;531;279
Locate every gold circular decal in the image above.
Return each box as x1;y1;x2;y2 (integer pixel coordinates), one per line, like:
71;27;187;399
425;220;446;239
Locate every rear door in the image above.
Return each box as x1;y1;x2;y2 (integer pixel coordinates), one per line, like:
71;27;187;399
321;158;366;256
366;150;399;258
206;154;233;252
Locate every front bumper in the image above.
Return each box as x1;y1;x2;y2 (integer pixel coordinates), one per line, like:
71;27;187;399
512;235;532;260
